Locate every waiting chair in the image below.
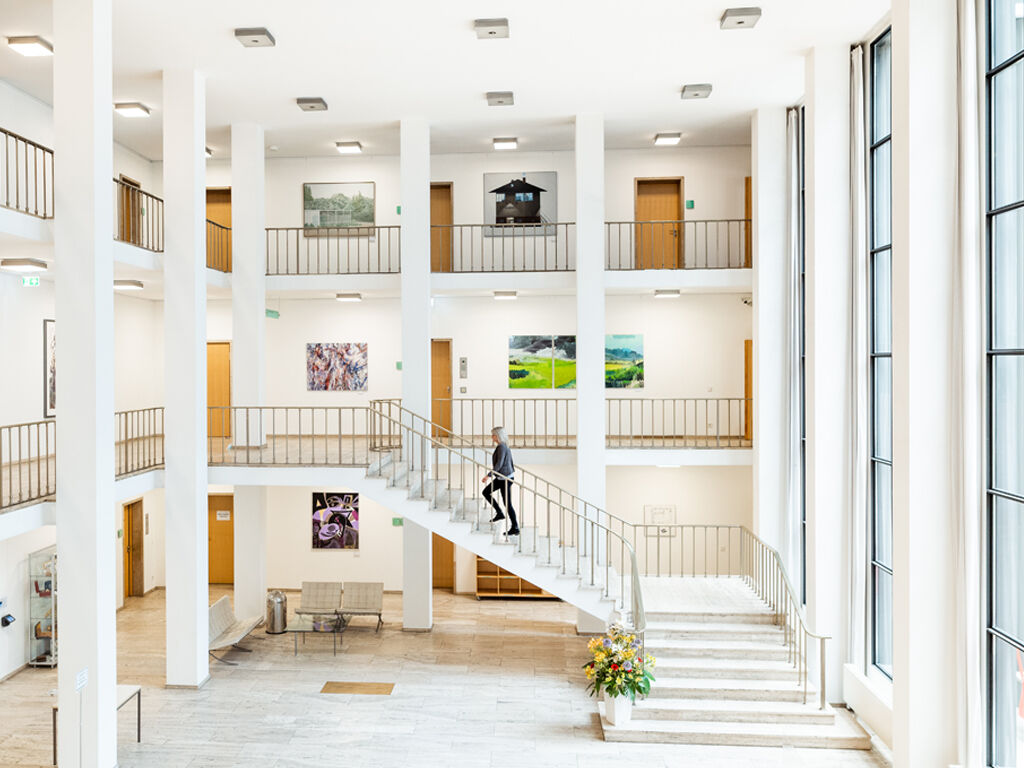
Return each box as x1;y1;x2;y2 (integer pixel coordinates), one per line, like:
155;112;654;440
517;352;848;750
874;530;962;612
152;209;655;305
341;582;384;632
295;581;343;618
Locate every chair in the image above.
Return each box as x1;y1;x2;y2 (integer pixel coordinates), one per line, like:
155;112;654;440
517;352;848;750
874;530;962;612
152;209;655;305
341;582;384;632
208;596;262;664
295;581;343;618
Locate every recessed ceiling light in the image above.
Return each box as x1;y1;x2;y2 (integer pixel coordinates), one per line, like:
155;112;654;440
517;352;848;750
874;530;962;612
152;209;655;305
297;97;328;112
681;84;713;100
654;133;681;146
335;141;362;154
114;279;144;291
6;36;53;57
654;289;681;299
114;102;151;118
234;27;276;47
656;465;681;469
205;147;213;158
486;91;514;107
493;290;518;300
336;293;362;302
720;7;762;29
474;18;510;38
493;137;518;150
1;258;47;273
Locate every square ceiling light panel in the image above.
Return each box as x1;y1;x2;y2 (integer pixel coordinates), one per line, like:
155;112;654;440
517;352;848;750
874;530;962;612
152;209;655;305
474;18;510;38
680;84;713;100
235;27;276;47
654;133;681;146
7;36;53;56
720;7;762;29
297;97;328;112
114;102;151;118
486;91;514;106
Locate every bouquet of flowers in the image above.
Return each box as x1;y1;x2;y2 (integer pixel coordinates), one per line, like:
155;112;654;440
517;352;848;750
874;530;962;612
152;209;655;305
583;623;655;701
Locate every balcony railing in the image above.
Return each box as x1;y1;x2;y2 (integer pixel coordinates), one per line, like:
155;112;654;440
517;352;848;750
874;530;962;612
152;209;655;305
114;407;165;477
113;178;164;252
206;220;231;272
607;397;752;448
606;219;751;270
1;128;54;219
430;222;575;273
266;226;401;275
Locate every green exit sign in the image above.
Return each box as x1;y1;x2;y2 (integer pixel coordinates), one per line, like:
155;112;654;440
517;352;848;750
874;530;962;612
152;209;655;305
22;276;40;287
392;517;404;527
265;308;280;319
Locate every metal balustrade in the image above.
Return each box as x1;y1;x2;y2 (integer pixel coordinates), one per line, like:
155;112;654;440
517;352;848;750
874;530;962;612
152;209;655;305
606;397;753;448
430;397;576;448
606;219;752;270
1;128;54;219
114;408;165;477
265;226;401;275
113;178;164;252
430;222;575;272
206;220;231;272
0;420;56;509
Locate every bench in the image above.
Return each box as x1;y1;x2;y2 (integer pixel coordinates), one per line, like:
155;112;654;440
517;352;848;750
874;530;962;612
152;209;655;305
295;581;343;618
341;582;384;632
208;596;263;664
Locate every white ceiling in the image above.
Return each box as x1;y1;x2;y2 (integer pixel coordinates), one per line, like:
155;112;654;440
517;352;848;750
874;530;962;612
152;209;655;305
0;0;889;160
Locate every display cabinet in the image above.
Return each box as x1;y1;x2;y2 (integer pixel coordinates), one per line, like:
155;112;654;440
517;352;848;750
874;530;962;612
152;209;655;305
28;544;57;667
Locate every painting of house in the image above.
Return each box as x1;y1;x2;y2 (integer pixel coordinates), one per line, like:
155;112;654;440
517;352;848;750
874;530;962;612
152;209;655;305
483;172;558;230
302;182;375;231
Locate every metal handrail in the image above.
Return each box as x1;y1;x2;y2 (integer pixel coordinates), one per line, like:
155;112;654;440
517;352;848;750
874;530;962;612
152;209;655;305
1;127;54;218
113;178;164;252
265;226;401;275
429;397;576;449
606;397;753;448
430;222;575;272
114;407;165;477
605;218;752;270
206;219;231;272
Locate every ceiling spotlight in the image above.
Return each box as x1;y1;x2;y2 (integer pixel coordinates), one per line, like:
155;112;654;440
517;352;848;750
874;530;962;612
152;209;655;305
474;18;510;38
335;141;363;155
720;7;762;29
1;258;48;273
6;36;53;57
336;293;362;302
114;102;151;118
493;137;518;150
654;289;681;299
114;279;144;291
654;133;681;146
486;91;514;107
681;84;713;100
205;147;213;158
493;290;518;300
234;27;276;47
297;97;328;112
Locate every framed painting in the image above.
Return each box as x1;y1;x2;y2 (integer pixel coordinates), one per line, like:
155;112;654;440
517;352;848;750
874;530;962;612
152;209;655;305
302;182;376;235
306;343;368;391
483;171;557;235
312;492;359;550
508;335;575;389
605;334;644;389
43;319;55;418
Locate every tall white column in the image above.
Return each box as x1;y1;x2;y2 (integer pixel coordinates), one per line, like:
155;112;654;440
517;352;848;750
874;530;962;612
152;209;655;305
232;486;267;619
53;0;117;763
162;68;209;687
399;118;432;631
751;107;789;560
804;45;852;701
891;0;958;763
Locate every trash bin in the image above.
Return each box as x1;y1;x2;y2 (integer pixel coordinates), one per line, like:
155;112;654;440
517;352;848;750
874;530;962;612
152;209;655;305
266;590;287;634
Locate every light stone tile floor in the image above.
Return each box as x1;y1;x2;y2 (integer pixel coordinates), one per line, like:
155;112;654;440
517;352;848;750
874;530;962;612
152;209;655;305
0;587;886;767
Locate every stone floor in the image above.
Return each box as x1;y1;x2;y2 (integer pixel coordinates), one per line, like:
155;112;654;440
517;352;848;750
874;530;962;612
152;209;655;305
0;586;887;768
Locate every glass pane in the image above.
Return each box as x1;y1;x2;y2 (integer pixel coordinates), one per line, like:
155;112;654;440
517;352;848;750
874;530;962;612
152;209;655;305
872;32;891;141
993;61;1024;210
993;496;1024;642
991;0;1024;69
873;249;892;353
993;208;1024;349
873;461;893;568
994;355;1024;498
873;357;892;461
991;635;1024;767
873;566;893;678
871;141;892;248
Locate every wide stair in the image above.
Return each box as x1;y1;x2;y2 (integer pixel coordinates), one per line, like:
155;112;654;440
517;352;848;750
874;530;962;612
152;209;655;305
599;577;871;749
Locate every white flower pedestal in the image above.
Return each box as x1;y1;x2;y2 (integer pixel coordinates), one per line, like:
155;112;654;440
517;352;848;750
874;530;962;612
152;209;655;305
604;692;632;726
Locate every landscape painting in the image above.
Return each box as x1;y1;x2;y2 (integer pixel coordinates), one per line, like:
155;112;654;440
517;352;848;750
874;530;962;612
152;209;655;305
306;343;368;391
508;335;576;389
303;182;375;232
43;319;55;418
311;491;359;550
605;334;644;388
552;335;577;388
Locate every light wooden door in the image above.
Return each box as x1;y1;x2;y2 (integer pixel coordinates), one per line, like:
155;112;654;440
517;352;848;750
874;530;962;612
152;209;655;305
118;175;142;245
123;500;144;598
431;339;452;437
744;340;753;442
635;179;683;269
744;177;752;268
207;342;231;438
432;533;455;590
206;188;232;272
208;495;234;584
430;183;453;272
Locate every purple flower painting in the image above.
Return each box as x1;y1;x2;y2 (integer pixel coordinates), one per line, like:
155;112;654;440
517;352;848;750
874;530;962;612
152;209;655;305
306;342;368;391
311;491;359;550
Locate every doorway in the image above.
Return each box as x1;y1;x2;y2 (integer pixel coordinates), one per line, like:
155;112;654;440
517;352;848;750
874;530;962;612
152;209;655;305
634;178;684;269
206;188;232;272
744;339;753;442
208;494;234;585
430;183;453;272
431;339;453;436
432;533;455;590
117;174;142;246
123;500;144;598
207;342;231;439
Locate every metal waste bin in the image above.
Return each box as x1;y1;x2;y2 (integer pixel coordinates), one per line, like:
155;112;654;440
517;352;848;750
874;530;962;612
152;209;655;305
266;590;287;634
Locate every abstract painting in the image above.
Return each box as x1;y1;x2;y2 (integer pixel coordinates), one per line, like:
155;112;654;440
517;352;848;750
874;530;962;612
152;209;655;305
312;492;359;550
508;335;575;389
605;334;644;388
483;171;557;234
303;182;375;231
306;343;368;391
43;319;55;418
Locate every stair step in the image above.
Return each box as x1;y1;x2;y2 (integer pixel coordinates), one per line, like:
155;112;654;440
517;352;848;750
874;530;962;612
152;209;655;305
645;639;789;661
649;677;814;703
646;610;776;625
653;658;799;680
644;620;786;642
631;698;837;725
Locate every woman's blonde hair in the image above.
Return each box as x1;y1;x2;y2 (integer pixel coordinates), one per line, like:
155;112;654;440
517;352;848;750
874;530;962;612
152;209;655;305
491;426;509;444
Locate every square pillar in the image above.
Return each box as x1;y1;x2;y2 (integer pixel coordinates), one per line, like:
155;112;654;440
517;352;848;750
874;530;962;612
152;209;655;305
232;486;267;619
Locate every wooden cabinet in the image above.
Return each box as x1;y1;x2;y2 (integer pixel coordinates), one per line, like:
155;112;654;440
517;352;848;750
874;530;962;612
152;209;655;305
475;556;556;599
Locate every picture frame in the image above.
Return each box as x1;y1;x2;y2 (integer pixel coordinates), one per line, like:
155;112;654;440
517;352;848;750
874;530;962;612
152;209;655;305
43;319;55;419
643;504;677;537
302;182;376;237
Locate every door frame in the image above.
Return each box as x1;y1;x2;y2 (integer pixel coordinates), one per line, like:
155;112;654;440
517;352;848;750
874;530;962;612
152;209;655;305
633;177;685;269
118;173;142;245
431;338;453;437
430;182;454;273
122;497;144;598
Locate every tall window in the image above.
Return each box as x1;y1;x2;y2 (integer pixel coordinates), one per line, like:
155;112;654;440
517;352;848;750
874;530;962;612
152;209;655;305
798;105;808;605
868;29;893;679
986;1;1024;763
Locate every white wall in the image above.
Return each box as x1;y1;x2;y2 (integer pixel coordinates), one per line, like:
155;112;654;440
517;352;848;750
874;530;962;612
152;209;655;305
0;524;57;680
606;465;752;529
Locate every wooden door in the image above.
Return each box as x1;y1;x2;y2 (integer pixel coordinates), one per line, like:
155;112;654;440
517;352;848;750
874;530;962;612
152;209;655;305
118;175;142;245
123;500;144;598
744;176;752;268
207;342;231;438
635;178;683;269
744;340;753;442
431;339;452;437
206;188;233;272
208;495;234;584
432;533;455;590
430;183;453;272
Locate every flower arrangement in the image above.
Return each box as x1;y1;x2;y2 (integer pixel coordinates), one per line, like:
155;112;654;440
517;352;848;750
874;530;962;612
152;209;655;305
583;623;655;702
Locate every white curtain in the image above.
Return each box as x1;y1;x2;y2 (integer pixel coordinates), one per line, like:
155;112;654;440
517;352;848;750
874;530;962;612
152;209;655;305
783;107;802;586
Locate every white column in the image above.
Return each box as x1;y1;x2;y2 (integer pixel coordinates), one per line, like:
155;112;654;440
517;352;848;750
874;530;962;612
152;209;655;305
230;123;266;446
53;0;116;762
751;108;789;559
891;0;958;764
162;68;209;687
399;117;432;631
232;486;267;619
804;45;852;701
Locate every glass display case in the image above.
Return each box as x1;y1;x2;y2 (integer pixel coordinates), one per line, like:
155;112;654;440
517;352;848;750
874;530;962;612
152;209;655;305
28;544;57;667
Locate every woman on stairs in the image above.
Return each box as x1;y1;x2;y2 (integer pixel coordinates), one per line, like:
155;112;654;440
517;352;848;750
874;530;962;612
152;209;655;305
482;426;519;537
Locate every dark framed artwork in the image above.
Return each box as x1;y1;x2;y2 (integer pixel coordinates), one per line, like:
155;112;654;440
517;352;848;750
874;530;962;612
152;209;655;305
43;319;55;418
311;491;359;550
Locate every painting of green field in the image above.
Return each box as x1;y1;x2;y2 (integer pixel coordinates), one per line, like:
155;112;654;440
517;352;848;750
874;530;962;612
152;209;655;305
553;335;576;389
509;335;576;388
605;334;644;388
